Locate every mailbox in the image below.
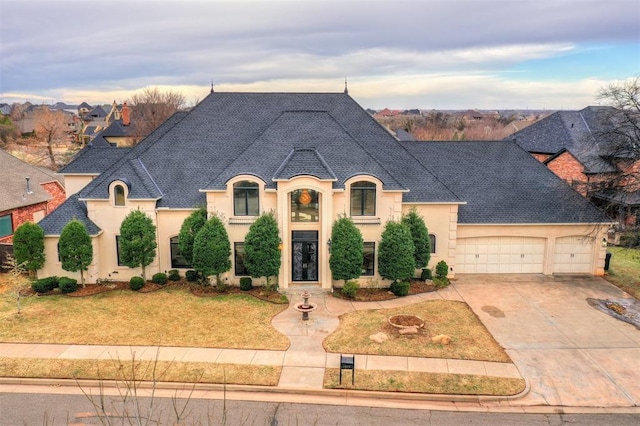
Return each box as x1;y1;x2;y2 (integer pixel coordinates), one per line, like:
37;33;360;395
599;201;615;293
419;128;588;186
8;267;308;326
339;354;355;385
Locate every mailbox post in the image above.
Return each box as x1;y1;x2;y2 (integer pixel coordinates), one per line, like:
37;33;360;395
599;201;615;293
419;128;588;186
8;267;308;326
339;354;355;385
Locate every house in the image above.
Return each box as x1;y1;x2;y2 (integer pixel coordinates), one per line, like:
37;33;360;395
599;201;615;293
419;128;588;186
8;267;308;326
507;106;640;227
0;150;66;245
38;91;610;288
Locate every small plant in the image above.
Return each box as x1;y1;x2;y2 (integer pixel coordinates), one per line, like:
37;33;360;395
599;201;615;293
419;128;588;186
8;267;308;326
185;270;198;282
130;276;144;291
435;260;449;279
168;269;180;281
58;277;78;294
433;277;450;289
420;268;432;281
341;280;360;299
389;280;410;297
239;277;253;291
152;272;168;285
32;276;59;293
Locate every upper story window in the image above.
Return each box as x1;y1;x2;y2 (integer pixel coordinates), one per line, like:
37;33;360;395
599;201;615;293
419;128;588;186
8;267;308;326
114;184;125;206
291;188;319;222
350;181;376;216
233;181;259;216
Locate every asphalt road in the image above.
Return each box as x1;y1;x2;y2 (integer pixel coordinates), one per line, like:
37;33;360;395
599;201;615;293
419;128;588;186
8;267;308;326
0;393;638;425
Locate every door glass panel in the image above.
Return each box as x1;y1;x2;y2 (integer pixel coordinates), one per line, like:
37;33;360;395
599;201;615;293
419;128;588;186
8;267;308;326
292;231;318;281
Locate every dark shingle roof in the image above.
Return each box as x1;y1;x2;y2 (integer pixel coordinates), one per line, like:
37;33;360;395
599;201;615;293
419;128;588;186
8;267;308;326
59;145;130;175
401;140;608;224
273;148;337;182
38;194;101;235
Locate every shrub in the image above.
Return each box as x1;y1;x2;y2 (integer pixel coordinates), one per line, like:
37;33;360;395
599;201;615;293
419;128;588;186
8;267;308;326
390;280;410;297
152;272;167;285
168;269;180;281
433;277;450;289
185;270;199;282
435;260;449;279
421;268;433;281
239;277;253;291
58;277;78;294
341;280;360;299
32;276;58;293
619;231;640;248
130;276;144;291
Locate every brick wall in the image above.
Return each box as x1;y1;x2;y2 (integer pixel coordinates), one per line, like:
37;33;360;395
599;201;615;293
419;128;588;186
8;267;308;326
531;153;551;162
42;181;66;212
545;152;588;195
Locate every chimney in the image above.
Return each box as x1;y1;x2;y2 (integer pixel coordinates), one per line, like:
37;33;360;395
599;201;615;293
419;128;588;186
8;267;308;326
121;102;130;126
26;177;33;194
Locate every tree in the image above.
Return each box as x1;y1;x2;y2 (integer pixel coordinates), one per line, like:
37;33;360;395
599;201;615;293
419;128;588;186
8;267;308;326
1;254;29;314
192;215;231;287
119;210;157;282
12;222;45;279
244;212;281;289
129;87;186;140
59;219;93;287
588;76;640;243
34;106;69;168
178;207;208;266
329;215;364;286
378;220;415;284
401;208;430;270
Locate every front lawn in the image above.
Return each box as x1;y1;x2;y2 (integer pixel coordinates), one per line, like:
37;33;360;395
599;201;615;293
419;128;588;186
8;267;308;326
0;283;289;350
605;246;640;299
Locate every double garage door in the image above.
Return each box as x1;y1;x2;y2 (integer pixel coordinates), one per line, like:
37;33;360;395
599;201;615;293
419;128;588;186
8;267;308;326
456;236;594;274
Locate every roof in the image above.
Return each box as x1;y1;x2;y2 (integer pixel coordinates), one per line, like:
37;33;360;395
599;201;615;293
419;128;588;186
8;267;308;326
401;140;609;224
38;194;101;236
506;106;621;174
77;93;459;208
58;145;130;175
0;149;63;212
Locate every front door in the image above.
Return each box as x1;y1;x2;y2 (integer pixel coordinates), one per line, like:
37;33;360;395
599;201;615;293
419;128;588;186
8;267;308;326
292;231;318;281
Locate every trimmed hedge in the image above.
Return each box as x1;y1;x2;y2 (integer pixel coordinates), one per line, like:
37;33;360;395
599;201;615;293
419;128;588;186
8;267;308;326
239;277;253;291
152;272;168;285
130;276;144;291
32;276;59;293
168;269;180;281
58;277;78;294
390;280;410;297
185;270;199;282
421;268;433;280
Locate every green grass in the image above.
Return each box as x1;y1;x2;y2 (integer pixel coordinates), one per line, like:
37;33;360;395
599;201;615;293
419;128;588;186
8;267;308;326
605;246;640;299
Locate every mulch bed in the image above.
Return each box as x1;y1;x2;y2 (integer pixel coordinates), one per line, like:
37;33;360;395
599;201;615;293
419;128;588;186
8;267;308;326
332;279;438;302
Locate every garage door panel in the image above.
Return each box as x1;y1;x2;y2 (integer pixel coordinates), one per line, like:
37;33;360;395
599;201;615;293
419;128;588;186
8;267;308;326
457;237;545;274
553;236;594;274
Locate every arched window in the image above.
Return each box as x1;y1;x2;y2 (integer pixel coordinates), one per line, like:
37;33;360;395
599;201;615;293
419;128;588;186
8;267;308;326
350;181;376;216
233;181;259;216
114;184;125;206
429;234;436;254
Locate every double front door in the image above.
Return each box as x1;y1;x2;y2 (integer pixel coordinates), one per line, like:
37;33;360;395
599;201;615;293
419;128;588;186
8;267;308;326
292;231;318;281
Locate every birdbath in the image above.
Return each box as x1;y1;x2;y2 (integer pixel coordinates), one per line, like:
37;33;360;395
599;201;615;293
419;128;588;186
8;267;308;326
294;290;318;321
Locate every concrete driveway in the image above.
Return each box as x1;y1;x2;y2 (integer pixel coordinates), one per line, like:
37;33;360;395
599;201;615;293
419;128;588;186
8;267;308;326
452;275;640;407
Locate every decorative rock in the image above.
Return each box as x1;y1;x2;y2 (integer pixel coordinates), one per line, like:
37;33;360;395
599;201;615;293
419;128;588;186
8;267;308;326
398;326;418;335
369;332;389;343
431;334;452;345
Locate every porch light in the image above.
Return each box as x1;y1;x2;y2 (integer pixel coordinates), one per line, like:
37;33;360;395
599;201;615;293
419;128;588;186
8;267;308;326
278;239;283;251
327;238;332;253
298;188;312;205
602;238;608;247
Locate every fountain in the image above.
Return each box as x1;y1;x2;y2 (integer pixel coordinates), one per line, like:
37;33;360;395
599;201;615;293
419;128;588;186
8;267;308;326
294;290;318;321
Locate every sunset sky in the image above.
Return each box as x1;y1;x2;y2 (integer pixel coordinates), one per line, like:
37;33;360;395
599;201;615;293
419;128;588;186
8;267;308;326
1;0;638;109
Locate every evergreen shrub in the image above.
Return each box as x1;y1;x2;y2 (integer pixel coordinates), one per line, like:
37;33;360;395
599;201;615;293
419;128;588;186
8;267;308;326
130;276;144;291
390;280;410;297
58;277;78;293
240;277;253;291
152;272;168;285
32;276;58;293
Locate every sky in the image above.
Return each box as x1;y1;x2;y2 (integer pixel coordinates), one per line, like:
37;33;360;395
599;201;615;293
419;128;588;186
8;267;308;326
0;0;638;110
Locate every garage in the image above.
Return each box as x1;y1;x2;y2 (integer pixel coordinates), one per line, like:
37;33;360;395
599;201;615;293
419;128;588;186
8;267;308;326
456;236;545;273
553;236;594;274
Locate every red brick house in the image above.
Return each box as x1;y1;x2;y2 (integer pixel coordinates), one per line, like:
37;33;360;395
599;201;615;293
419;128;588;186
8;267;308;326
0;150;66;245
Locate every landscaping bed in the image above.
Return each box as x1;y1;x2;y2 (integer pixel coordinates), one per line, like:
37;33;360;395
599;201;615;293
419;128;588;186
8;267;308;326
332;278;438;302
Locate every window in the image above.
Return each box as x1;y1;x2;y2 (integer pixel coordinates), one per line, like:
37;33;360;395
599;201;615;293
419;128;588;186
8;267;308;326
362;242;375;276
429;234;436;254
56;241;61;262
170;236;191;268
115;236;125;266
290;189;319;222
0;214;12;238
234;242;249;276
233;181;259;216
114;184;125;206
350;181;376;216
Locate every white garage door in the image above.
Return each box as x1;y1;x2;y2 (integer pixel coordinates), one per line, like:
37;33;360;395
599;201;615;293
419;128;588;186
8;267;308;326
456;236;545;274
553;236;594;274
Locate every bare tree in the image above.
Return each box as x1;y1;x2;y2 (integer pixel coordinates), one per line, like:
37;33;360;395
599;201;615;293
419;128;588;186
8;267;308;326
586;76;640;237
34;106;69;169
129;87;186;140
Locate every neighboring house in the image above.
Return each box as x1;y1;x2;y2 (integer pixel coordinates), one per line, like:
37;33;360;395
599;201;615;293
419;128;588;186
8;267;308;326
0;150;66;245
38;92;610;287
79;101;134;145
507;106;640;227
